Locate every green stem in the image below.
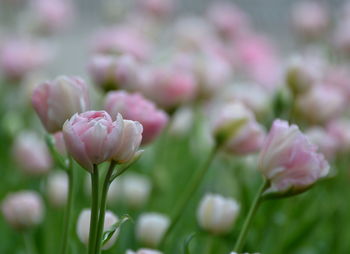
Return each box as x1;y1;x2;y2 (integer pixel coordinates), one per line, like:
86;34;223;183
233;179;268;253
60;158;75;254
22;232;36;254
88;165;100;254
160;146;218;248
94;161;117;254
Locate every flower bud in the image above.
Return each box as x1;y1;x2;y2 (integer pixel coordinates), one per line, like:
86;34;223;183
136;213;170;248
77;209;119;250
127;249;162;254
47;171;68;207
121;173;151;208
12;132;52;175
105;91;168;144
258;120;329;197
32;76;90;133
1;191;44;230
63;111;124;171
197;193;239;235
112;120;143;164
224;121;265;155
212;102;253;147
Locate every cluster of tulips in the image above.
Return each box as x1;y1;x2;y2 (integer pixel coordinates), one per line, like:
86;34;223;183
1;0;350;254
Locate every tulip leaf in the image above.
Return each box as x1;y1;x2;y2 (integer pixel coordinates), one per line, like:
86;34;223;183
182;232;197;254
102;215;133;245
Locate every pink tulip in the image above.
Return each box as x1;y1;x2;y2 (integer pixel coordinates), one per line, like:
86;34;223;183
32;76;90;133
13;132;52;175
137;0;173;18
88;54;139;91
291;1;329;39
144;68;197;109
207;1;250;39
296;85;346;124
1;191;44;230
32;0;73;34
225;121;265;155
258;120;329;195
105;91;168;144
113;120;143;163
306;127;337;160
62;111;124;171
91;26;151;60
0;39;50;80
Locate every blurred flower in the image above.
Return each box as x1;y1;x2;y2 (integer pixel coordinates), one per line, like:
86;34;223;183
88;54;140;91
197;193;240;234
121;173;151;208
137;0;173;18
291;1;329;39
258;120;329;196
232;34;281;90
136;213;170;247
327;119;350;153
296;85;346;124
306;127;337;160
207;1;250;39
142;67;197;110
1;191;44;230
126;249;162;254
91;26;151;60
0;39;50;81
112;120;143;163
77;209;119;250
13;132;52;175
47;171;68;207
324;66;350;101
105;91;168;144
31;0;74;34
333;19;350;55
32;76;90;133
62;111;124;171
169;106;194;136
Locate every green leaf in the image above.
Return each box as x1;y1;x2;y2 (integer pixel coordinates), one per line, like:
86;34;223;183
102;215;133;245
183;232;196;254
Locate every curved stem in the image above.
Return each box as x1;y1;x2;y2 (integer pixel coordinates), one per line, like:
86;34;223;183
94;161;117;254
160;146;218;248
233;179;268;253
60;157;75;254
88;165;100;254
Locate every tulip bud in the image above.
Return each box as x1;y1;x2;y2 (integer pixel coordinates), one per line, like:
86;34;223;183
224;121;265;155
1;191;44;230
63;111;124;172
47;171;68;207
197;193;239;235
77;209;119;250
136;213;170;248
105;91;168;144
258;120;329;197
121;173;151;208
12;132;52;175
169;106;194;136
32;76;90;133
212;102;253;147
112;120;143;164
